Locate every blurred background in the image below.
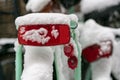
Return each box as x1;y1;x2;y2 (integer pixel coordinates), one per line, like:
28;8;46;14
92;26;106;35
0;0;26;80
0;0;120;80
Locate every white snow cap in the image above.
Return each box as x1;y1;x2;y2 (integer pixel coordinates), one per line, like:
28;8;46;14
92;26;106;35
23;46;54;68
79;19;115;49
26;0;51;12
15;13;78;27
81;0;120;14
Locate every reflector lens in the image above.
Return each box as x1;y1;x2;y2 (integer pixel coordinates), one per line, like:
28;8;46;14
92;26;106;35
82;40;113;62
68;56;78;70
18;24;70;46
64;43;74;57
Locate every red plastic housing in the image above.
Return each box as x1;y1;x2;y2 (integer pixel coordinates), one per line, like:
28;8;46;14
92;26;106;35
64;43;74;57
82;40;113;62
18;24;70;46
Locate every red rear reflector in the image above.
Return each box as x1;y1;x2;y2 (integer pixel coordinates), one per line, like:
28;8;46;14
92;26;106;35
64;43;74;57
82;40;113;62
18;24;70;46
68;56;78;70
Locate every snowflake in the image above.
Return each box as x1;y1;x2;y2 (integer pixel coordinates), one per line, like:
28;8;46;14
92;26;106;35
20;27;25;34
51;26;59;39
22;28;50;44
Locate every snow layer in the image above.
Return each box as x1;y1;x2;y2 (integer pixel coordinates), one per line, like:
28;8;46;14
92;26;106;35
81;0;120;14
26;0;51;12
22;28;51;44
21;46;54;80
15;13;78;28
21;63;53;80
78;19;115;49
